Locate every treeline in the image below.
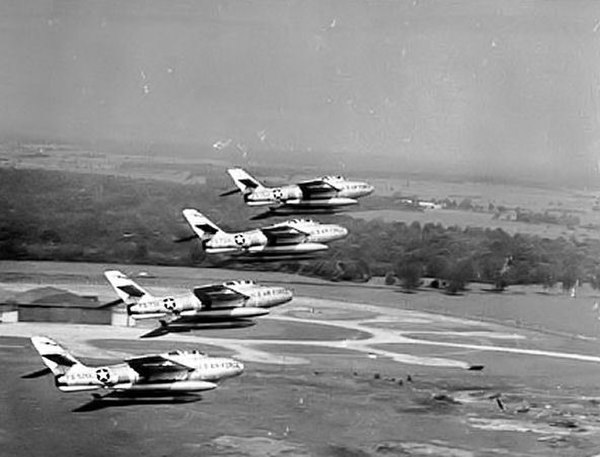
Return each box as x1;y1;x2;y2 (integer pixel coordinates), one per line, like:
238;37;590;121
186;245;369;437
0;168;229;265
2;168;600;292
311;217;599;293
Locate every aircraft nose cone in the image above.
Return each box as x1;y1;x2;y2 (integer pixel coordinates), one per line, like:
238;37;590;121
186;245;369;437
236;361;245;374
338;226;349;238
365;185;375;195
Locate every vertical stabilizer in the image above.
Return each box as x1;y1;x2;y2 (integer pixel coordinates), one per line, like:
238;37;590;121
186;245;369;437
30;336;83;376
182;209;224;240
104;270;153;304
227;168;264;193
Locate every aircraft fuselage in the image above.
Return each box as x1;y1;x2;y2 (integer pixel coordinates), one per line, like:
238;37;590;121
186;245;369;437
267;220;348;243
129;282;293;319
206;229;269;251
244;179;374;208
204;230;330;255
56;353;243;393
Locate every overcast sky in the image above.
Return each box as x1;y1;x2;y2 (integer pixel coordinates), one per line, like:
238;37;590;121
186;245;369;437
2;0;600;182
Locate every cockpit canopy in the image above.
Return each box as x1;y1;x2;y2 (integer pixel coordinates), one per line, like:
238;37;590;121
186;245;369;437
167;349;205;356
223;279;256;287
287;218;316;224
322;175;345;181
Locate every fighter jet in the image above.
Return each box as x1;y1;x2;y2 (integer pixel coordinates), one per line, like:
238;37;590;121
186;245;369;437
222;168;374;217
179;208;348;258
104;270;293;325
29;336;243;394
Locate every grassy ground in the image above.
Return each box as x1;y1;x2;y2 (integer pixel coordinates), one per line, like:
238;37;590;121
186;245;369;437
3;260;600;340
351;208;599;239
3;261;600;456
4;148;600;233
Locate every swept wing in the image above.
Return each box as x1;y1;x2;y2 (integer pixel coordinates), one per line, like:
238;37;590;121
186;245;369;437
192;284;250;305
260;224;309;245
297;178;341;198
125;353;196;377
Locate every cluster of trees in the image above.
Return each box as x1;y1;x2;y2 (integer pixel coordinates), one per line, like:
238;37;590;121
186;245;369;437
0;168;228;265
513;209;580;227
396;193;582;229
421;197;582;228
329;217;594;293
2;168;600;294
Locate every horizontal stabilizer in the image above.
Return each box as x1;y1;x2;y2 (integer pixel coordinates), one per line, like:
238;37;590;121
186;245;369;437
220;188;241;197
21;367;52;379
250;210;275;220
173;234;199;243
98;298;124;309
140;326;171;339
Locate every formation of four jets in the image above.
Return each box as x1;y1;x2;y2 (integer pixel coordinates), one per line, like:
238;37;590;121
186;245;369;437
29;168;373;399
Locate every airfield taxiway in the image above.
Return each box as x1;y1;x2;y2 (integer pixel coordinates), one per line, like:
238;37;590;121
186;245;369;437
5;296;600;371
3;262;600;456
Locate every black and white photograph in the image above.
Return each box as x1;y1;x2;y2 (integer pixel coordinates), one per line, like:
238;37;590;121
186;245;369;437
3;1;600;456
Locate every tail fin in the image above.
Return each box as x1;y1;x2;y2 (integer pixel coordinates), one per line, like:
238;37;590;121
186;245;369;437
227;168;264;194
104;270;153;304
30;336;84;376
182;209;224;241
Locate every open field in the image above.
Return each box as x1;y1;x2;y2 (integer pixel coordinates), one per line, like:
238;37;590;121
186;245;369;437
351;208;599;239
0;145;219;185
4;146;600;236
3;261;600;456
4;261;600;340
